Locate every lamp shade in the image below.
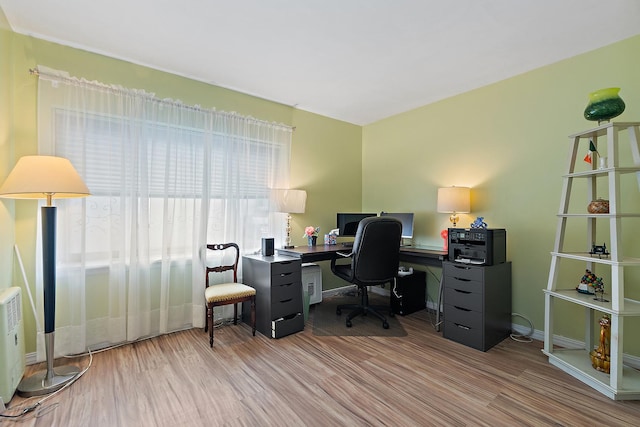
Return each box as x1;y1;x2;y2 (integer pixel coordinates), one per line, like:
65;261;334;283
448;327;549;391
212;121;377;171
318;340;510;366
437;186;470;213
0;155;90;200
272;189;307;214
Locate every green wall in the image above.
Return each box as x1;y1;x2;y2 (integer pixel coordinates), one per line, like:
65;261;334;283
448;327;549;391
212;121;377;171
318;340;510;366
362;34;640;353
1;32;362;353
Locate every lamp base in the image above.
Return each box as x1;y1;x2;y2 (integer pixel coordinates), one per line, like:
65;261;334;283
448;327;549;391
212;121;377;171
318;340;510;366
17;365;80;397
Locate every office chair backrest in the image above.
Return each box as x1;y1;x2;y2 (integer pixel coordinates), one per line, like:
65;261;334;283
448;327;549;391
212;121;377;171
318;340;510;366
351;216;402;284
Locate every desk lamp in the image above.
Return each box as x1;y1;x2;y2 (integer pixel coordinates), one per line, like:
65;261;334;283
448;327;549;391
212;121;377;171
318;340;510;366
272;189;307;248
437;186;470;227
0;155;90;397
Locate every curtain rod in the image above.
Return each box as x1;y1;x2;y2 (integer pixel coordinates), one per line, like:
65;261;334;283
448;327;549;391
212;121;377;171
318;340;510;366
28;67;295;132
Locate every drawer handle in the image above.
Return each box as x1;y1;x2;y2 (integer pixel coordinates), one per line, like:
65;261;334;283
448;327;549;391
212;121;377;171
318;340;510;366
280;298;292;304
453;265;471;270
278;282;294;288
454;305;471;312
454;289;471;294
454;323;471;330
453;277;470;282
279;272;293;277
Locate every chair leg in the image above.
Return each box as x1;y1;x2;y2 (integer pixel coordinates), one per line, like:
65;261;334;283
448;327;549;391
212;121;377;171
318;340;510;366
233;303;238;325
208;303;214;347
204;305;208;332
250;296;256;336
339;285;390;329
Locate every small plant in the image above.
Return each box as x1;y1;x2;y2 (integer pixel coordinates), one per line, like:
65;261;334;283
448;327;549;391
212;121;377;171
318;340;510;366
303;226;319;238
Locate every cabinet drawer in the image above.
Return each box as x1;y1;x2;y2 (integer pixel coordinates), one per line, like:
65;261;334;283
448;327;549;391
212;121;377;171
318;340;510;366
444;276;483;294
443;285;483;312
271;270;299;287
271;260;301;276
443;263;483;281
444;303;482;327
443;320;483;350
272;279;300;300
271;290;302;319
272;312;304;338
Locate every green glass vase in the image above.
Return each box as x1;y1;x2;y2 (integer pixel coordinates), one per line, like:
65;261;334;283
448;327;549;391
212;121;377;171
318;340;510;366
583;87;625;123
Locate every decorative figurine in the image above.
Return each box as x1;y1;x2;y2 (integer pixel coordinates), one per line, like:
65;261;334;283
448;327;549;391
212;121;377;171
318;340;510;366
593;277;608;302
470;217;487;229
590;315;611;373
589;242;610;259
441;229;448;251
577;269;601;295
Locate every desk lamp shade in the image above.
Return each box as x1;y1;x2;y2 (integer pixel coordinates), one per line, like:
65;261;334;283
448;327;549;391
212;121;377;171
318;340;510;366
0;155;90;397
271;189;307;249
437;186;470;227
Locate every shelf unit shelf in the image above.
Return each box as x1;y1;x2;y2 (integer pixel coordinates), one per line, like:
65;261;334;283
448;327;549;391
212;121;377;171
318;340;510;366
543;349;640;400
564;166;640;178
544;289;640;316
543;121;640;400
550;252;640;266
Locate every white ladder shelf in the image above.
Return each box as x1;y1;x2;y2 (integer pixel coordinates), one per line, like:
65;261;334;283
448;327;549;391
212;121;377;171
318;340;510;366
543;122;640;400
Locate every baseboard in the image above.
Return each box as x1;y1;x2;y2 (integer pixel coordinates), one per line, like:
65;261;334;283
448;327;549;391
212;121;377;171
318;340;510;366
25;352;37;366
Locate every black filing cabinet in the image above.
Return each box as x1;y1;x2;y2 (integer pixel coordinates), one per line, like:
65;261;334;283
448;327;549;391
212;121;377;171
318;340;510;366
242;254;304;338
442;261;511;351
391;270;427;316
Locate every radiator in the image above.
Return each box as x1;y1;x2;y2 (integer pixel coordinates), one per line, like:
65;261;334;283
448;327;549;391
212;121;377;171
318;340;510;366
0;287;25;405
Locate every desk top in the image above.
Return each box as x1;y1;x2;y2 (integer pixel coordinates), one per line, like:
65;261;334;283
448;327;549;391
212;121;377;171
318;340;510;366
399;245;448;267
276;244;447;265
276;245;347;262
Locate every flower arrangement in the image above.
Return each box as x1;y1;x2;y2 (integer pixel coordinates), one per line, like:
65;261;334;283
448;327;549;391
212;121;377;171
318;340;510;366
303;226;319;238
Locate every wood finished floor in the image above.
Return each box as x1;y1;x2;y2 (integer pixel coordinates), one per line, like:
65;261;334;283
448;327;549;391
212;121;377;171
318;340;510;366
5;308;640;427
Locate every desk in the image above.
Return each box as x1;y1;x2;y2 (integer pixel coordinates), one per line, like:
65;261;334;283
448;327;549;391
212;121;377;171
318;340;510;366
276;245;448;330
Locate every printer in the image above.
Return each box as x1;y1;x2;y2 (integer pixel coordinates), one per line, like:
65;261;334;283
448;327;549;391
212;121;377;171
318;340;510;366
448;228;506;266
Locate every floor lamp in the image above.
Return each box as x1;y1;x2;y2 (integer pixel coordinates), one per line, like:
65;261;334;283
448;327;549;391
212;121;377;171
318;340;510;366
0;155;90;397
271;189;307;249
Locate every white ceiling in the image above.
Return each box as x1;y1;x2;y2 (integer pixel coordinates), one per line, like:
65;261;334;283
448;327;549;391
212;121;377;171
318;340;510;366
2;0;640;125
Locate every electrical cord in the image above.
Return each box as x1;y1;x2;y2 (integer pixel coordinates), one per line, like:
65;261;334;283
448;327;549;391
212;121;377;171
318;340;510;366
0;349;93;420
424;266;443;330
510;312;534;343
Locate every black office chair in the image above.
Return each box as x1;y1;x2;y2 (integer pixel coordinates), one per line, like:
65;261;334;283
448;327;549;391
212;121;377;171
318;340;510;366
331;216;402;329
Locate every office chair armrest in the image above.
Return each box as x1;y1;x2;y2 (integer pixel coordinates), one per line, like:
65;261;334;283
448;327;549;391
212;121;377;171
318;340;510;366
336;251;353;258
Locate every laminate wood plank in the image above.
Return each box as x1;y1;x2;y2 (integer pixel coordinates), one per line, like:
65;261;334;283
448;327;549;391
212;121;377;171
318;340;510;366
4;308;640;426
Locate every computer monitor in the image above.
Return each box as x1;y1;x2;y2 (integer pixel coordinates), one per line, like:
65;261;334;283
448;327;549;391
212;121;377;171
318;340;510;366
380;212;414;239
336;213;377;236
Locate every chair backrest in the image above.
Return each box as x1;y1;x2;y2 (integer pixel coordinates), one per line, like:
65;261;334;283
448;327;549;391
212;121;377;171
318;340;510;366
205;243;240;288
351;216;402;284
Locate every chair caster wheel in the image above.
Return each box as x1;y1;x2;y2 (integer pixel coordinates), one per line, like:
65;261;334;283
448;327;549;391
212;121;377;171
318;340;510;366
389;312;395;317
382;321;389;329
336;308;342;315
346;320;352;327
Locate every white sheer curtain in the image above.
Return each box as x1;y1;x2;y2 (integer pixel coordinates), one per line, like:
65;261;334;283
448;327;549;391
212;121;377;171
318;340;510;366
34;66;291;359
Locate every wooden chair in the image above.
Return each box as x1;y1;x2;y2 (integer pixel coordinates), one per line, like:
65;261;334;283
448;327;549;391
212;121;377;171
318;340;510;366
204;243;256;347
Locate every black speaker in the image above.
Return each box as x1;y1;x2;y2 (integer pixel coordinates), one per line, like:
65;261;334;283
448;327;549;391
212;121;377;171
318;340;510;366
262;238;274;256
